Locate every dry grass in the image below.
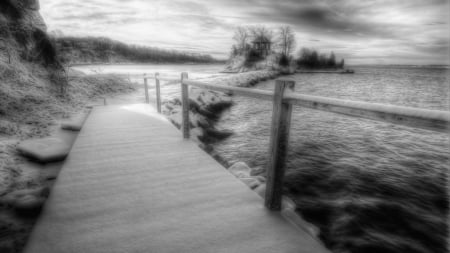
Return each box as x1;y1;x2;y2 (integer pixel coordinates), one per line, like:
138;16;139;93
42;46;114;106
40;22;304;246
0;58;135;252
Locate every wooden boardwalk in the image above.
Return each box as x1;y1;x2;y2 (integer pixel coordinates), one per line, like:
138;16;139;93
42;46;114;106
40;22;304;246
23;104;328;253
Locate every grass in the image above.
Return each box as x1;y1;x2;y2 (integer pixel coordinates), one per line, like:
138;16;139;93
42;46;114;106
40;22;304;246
0;58;136;252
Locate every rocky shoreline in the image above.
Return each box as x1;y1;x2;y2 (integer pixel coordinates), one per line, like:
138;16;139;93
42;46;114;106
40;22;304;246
160;69;322;240
161;70;281;195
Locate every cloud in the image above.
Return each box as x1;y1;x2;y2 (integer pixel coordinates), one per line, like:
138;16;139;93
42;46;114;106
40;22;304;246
40;0;449;64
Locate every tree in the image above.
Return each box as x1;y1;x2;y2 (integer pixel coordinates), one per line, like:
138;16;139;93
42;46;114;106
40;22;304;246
248;25;274;43
277;25;296;57
232;26;249;55
327;51;336;68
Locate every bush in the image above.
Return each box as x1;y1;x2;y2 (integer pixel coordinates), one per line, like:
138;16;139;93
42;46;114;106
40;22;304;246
296;48;344;69
244;48;262;67
278;53;290;67
33;29;58;66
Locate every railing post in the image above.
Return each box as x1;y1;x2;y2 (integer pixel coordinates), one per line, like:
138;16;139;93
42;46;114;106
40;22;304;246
181;72;190;139
155;72;161;113
265;79;295;211
144;74;149;104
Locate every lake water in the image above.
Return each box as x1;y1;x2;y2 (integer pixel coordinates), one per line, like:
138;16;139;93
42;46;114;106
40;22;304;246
72;63;226;80
214;66;449;168
212;66;449;252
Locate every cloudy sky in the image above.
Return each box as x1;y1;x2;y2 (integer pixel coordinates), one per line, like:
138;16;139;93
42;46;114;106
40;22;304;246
40;0;449;65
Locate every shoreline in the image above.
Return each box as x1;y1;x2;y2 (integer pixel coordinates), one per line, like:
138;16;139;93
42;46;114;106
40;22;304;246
162;69;280;145
68;62;226;67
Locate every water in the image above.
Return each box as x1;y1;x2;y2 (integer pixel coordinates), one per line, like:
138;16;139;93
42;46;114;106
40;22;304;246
213;66;449;252
214;66;449;168
72;63;226;80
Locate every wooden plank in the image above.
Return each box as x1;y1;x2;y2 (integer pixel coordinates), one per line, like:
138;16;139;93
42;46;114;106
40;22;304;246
265;80;295;210
155;72;161;113
23;104;329;253
284;93;450;132
181;72;190;138
183;80;274;101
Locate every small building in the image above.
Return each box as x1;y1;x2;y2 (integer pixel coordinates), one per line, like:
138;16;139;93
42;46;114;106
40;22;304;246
252;36;271;57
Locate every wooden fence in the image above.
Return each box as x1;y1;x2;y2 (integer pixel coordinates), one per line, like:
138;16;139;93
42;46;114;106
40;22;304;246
144;72;450;211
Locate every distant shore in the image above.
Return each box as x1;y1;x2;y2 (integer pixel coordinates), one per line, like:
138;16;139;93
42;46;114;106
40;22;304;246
68;62;227;67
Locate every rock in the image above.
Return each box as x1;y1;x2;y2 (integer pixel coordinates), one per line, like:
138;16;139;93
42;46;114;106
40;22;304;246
2;186;50;206
61;113;88;131
17;137;71;163
25;0;40;10
240;177;261;189
189;127;204;143
0;240;14;253
14;195;45;217
254;184;266;198
212;153;229;168
40;186;50;198
250;166;266;176
228;162;251;178
253;176;266;183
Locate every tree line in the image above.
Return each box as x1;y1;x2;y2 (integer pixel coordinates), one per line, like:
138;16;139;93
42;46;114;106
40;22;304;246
230;25;345;69
53;36;219;64
296;48;344;69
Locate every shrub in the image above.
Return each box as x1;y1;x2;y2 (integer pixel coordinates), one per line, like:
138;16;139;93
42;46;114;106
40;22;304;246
278;53;290;67
244;48;262;67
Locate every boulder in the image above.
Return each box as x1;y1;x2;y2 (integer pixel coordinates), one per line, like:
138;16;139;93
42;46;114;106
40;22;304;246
17;137;71;163
61;113;88;131
250;166;266;176
10;0;40;10
2;186;50;206
14;194;45;217
240;177;261;189
25;0;40;10
228;162;251;178
254;184;266;198
253;176;266;183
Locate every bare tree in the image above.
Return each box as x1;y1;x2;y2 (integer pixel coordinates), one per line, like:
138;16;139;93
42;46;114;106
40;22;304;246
278;25;296;57
232;26;249;54
248;25;274;43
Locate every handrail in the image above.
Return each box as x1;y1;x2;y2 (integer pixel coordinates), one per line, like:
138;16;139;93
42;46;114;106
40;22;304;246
183;80;274;101
183;79;450;133
284;93;450;133
179;72;450;211
117;73;179;82
142;73;164;113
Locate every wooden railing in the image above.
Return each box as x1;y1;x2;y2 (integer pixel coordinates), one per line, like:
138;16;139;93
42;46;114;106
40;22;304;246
141;71;450;210
178;72;450;211
143;73;182;113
